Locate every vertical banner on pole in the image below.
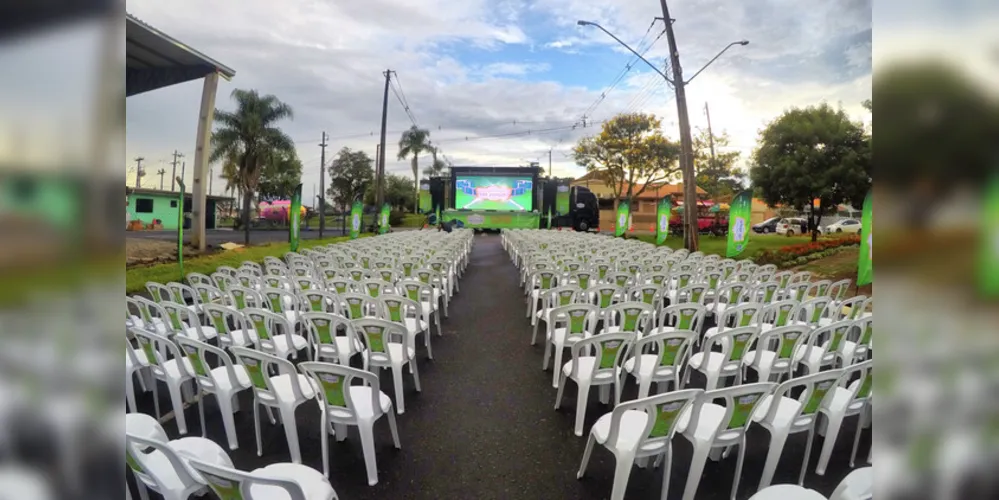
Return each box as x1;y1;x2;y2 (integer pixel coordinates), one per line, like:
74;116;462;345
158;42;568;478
350;200;362;239
176;179;185;276
726;190;753;257
289;183;302;251
615;201;630;237
656;196;672;246
547;207;553;229
555;183;570;215
981;177;998;296
379;203;390;234
419;181;432;213
857;189;873;286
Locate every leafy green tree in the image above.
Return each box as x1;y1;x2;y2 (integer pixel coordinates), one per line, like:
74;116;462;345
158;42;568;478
398;126;434;212
692;127;745;202
573;112;681;210
209;89;295;245
327;147;374;212
750;103;871;241
257;149;302;200
364;174;415;210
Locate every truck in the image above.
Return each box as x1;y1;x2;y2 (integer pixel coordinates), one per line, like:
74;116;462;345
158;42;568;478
669;202;729;236
541;181;600;232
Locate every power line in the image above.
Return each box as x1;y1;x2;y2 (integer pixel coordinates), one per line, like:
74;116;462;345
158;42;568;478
391;74;419;126
432;121;606;144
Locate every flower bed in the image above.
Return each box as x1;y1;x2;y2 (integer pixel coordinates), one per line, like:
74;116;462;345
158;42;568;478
755;234;860;268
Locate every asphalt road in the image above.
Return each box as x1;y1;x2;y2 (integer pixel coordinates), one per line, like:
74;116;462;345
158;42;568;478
126;234;869;499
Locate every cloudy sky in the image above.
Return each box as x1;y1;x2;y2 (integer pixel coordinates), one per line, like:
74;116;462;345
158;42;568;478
120;0;875;199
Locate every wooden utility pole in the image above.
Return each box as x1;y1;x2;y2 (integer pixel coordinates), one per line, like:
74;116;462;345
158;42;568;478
705;102;717;170
133;157;144;188
157;168;166;189
170;150;183;191
318;131;328;238
548;149;553;177
657;0;699;251
377;70;393;211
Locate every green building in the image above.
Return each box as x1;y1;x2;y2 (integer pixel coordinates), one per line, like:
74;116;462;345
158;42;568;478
126;187;231;230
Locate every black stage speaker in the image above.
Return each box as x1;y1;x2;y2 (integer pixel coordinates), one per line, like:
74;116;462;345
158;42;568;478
429;178;446;213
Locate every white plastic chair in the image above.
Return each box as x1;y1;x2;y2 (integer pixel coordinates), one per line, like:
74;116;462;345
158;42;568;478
814;360;873;475
230;347;316;464
749;484;826;500
543;303;600;388
299;362;402;486
353;318;421;414
379;295;432;360
686;326;760;391
300;312;362;366
602;301;655;336
130;327;196;435
650;303;707;338
555;332;635;436
828;466;872;500
175;337;253;450
187;457;338;500
242;308;310;360
744;325;810;383
676;382;777;500
623;330;697;399
753;369;845;490
125;432;233;500
201;303;259;350
576;389;703;500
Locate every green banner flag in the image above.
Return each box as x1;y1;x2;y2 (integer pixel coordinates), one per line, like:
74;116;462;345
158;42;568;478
419;181;432;213
857;190;873;286
379;203;390;234
981;177;999;296
289;184;302;251
726;190;753;257
350;200;362;239
176;179;185;276
547;207;553;229
656;196;672;246
615;200;630;237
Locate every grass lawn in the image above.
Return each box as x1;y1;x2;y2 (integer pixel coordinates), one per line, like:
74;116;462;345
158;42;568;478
399;213;427;228
634;233;813;259
126;234;370;294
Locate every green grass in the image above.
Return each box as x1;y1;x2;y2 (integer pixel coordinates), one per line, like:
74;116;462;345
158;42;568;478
634;233;813;259
398;213;426;227
126;234;370;294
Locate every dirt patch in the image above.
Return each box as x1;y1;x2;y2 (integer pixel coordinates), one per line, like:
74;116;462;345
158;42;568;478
126;238;203;267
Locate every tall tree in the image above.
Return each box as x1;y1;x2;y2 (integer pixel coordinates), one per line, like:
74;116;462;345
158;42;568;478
422;157;449;178
572;112;681;210
750;103;871;241
397;126;433;212
692;127;745;202
257;149;303;200
327;147;374;212
364;174;415;209
219;149;241;222
209;88;295;245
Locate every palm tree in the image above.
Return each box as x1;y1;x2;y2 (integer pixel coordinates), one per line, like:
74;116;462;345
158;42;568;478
220;150;240;222
397;125;433;213
209;89;294;245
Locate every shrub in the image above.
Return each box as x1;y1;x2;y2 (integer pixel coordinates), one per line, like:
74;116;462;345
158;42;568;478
753;234;860;268
389;209;406;226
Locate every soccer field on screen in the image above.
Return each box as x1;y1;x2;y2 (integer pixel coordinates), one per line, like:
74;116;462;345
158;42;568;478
454;176;533;211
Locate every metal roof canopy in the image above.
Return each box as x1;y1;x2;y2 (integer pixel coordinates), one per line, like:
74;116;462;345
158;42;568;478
126;13;235;96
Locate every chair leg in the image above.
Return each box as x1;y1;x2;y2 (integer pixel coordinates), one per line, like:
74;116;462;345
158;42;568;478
321;414;331;477
610;451;637;500
758;430;788;490
577;433;596;479
850;408;867;467
386;410;402;448
681;443;711;500
552;347;566;389
424;330;434;360
217;393;239;450
435;310;443;337
392;365;406;415
800;424;816;485
411;360;422;392
126;372;138;414
151;377;161;421
815;413;844;475
574;382;591;437
542;341;552;370
659;445;674;500
253;400;263;457
166;381;188;434
358;422;380;486
334;423;349;442
554;375;567;410
280;405;302;464
730;437;747;500
637;376;653;400
198;388;207;438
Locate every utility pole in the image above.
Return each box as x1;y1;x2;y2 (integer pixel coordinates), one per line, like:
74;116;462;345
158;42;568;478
318;131;328;238
157;168;166;190
209;166;214;195
180;162;186;191
170;150;183;191
377;69;393;212
657;0;699;251
133;157;144;188
548;149;553;177
704;102;717;170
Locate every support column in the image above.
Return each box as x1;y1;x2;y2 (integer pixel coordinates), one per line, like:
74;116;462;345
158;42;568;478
191;71;220;251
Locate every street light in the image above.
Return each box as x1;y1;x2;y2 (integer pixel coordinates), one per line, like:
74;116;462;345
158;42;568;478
578;18;747;250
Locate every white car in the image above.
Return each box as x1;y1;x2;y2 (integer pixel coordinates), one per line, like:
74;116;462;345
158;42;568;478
823;218;862;234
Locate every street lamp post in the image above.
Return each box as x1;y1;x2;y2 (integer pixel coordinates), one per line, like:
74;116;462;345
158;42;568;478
578;17;746;250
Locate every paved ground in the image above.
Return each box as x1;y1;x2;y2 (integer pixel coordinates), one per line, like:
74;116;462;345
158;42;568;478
128;233;869;499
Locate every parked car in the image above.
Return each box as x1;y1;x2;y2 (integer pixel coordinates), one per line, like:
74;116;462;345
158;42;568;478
752;217;780;234
775;217;808;236
822;218;862;234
